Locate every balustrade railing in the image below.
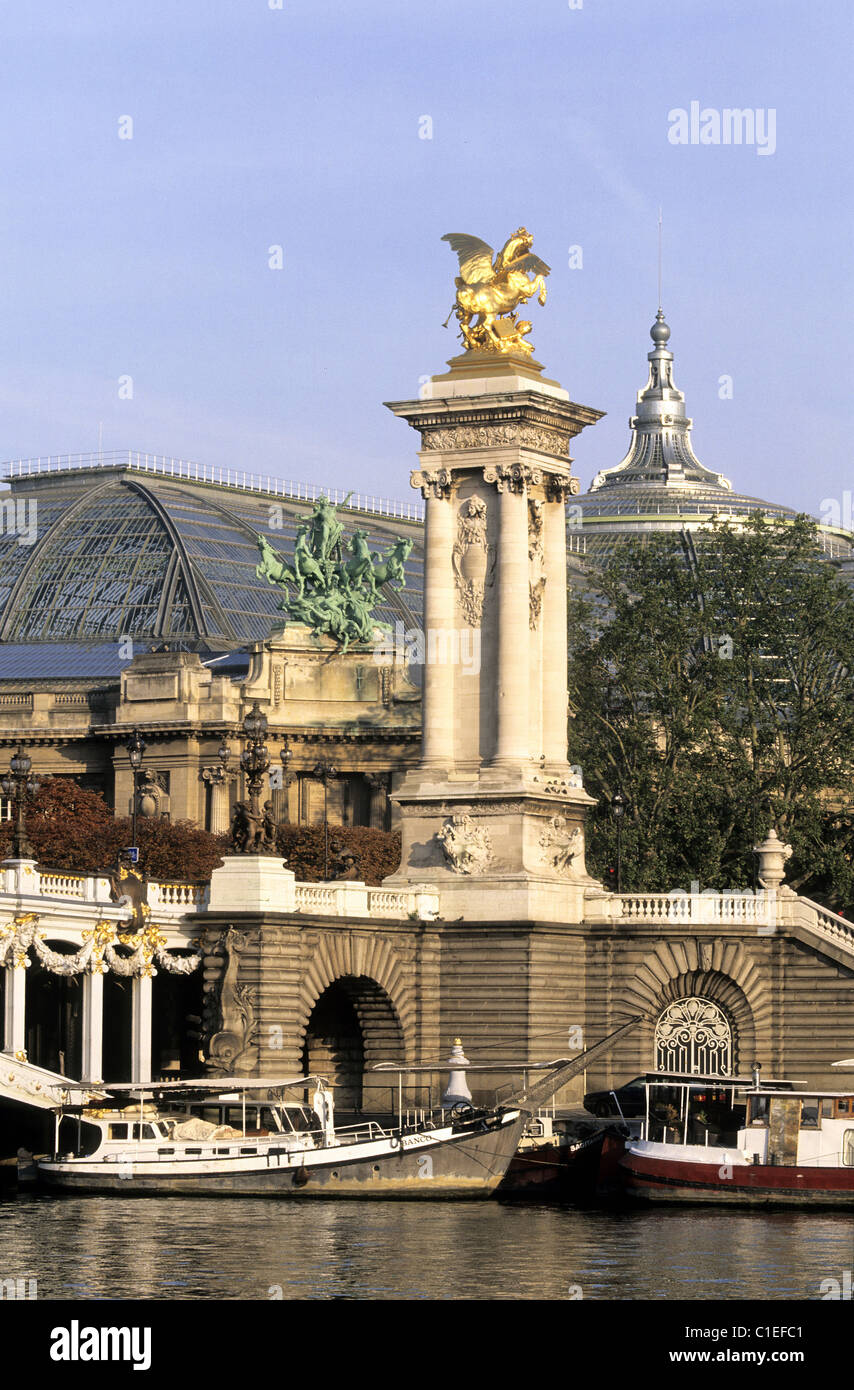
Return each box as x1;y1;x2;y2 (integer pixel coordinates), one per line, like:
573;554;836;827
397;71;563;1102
1;451;424;523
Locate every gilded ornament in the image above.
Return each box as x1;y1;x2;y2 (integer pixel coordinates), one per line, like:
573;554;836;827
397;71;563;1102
442;228;550;356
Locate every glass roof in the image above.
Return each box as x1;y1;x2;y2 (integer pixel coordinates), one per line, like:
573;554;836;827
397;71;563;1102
0;472;424;650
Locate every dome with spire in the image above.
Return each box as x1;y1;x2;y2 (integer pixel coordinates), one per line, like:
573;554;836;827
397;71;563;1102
569;312;854;574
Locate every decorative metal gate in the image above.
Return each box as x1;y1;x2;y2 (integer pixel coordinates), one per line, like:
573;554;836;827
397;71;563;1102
654;996;733;1076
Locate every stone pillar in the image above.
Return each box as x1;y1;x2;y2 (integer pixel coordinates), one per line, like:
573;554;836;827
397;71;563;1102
542;489;570;766
3;964;27;1056
81;971;104;1083
420;488;456;769
131;974;153;1083
493;483;530;767
209;779;230;834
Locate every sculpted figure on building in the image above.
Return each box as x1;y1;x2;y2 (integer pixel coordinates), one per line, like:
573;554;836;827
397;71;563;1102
256;496;413;652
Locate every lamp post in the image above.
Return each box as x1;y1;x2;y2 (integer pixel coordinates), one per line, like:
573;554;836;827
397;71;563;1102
1;745;40;860
313;758;339;880
611;792;625;894
240;701;270;834
125;728;146;861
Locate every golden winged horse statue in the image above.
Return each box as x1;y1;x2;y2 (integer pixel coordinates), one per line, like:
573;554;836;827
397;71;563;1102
441;228;550;356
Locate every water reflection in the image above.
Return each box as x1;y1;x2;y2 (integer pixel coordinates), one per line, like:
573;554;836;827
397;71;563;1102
1;1193;852;1300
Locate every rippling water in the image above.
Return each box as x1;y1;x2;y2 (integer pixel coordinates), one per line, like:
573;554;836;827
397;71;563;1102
2;1192;853;1300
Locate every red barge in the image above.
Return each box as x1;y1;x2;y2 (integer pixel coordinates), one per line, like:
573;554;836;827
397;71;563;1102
610;1069;854;1206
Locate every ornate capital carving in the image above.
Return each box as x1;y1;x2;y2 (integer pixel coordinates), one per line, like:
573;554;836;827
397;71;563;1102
545;474;581;502
411;467;453;500
482;462;543;494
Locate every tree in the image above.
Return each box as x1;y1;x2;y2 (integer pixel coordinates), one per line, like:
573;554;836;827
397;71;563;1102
0;776;402;887
0;777;226;881
568;516;854;909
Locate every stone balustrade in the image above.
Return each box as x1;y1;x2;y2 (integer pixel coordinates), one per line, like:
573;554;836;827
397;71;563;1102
0;860;437;924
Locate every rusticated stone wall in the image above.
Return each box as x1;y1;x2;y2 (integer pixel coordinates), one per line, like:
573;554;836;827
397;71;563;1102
197;910;854;1107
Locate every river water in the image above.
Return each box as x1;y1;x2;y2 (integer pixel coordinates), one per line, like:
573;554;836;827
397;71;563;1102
2;1192;853;1300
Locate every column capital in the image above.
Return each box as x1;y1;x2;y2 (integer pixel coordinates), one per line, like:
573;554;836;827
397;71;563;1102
411;467;453;501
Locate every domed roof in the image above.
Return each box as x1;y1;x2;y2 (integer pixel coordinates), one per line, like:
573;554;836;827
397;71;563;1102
571;312;854;570
0;459;424;650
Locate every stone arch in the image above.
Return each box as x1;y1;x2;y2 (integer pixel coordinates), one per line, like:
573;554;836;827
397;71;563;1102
297;931;415;1060
300;976;406;1113
615;937;773;1073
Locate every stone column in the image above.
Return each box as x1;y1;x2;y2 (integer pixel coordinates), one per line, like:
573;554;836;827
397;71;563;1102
421;488;456;769
542;488;570;766
3;964;27;1056
493;483;530;766
131;974;153;1083
81;971;104;1083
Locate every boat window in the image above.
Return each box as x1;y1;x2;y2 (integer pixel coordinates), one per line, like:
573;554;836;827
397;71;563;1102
800;1099;820;1129
748;1096;769;1125
837;1099;851;1116
108;1123;129;1141
821;1098;834;1119
58;1118;103;1157
141;1125;158;1140
843;1131;854;1167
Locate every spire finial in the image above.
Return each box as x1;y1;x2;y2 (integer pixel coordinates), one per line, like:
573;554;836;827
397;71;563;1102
657;206;663;313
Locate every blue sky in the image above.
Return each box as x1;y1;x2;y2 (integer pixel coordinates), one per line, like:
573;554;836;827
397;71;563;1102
0;0;850;516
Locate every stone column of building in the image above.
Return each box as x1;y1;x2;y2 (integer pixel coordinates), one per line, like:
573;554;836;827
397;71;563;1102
420;484;456;769
493;481;531;768
131;974;153;1083
542;481;571;766
201;769;231;834
3;963;26;1055
81;971;104;1083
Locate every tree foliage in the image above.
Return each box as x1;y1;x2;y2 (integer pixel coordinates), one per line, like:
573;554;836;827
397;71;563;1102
0;776;401;887
569;515;854;909
0;777;226;881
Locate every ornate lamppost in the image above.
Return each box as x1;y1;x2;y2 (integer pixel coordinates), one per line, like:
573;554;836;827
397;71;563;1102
125;728;147;861
313;758;339;880
239;702;271;849
611;792;625;894
1;745;40;860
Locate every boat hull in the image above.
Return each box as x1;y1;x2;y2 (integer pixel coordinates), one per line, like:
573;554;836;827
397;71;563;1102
619;1147;854;1207
500;1130;607;1200
36;1112;526;1199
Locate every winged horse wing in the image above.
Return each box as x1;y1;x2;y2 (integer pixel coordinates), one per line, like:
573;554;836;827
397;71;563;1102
441;233;496;285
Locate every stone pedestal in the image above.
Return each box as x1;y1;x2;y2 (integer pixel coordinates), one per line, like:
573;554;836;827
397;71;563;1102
383;352;604;923
208;855;297;913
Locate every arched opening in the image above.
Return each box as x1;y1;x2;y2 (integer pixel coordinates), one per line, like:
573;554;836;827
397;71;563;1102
24;946;83;1077
655;995;734;1076
152;969;204;1079
300;976;405;1116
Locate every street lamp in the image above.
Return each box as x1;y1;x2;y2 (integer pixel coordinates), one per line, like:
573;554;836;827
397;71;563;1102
313;758;339;880
125;728;146;861
1;744;40;860
240;701;270;835
611;792;625;894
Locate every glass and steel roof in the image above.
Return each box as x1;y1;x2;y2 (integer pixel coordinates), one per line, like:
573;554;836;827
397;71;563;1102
0;460;424;654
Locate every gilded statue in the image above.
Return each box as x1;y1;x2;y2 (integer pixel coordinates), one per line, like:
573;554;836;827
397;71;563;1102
442;228;550;356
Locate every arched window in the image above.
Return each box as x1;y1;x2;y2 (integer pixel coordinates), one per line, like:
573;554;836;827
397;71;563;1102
654;996;733;1076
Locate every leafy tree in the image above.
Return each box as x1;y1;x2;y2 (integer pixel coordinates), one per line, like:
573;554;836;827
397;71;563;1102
0;777;226;881
569;515;854;909
275;823;401;885
0;776;401;887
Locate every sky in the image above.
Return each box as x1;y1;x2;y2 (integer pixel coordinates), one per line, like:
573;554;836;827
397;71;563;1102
0;0;851;517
